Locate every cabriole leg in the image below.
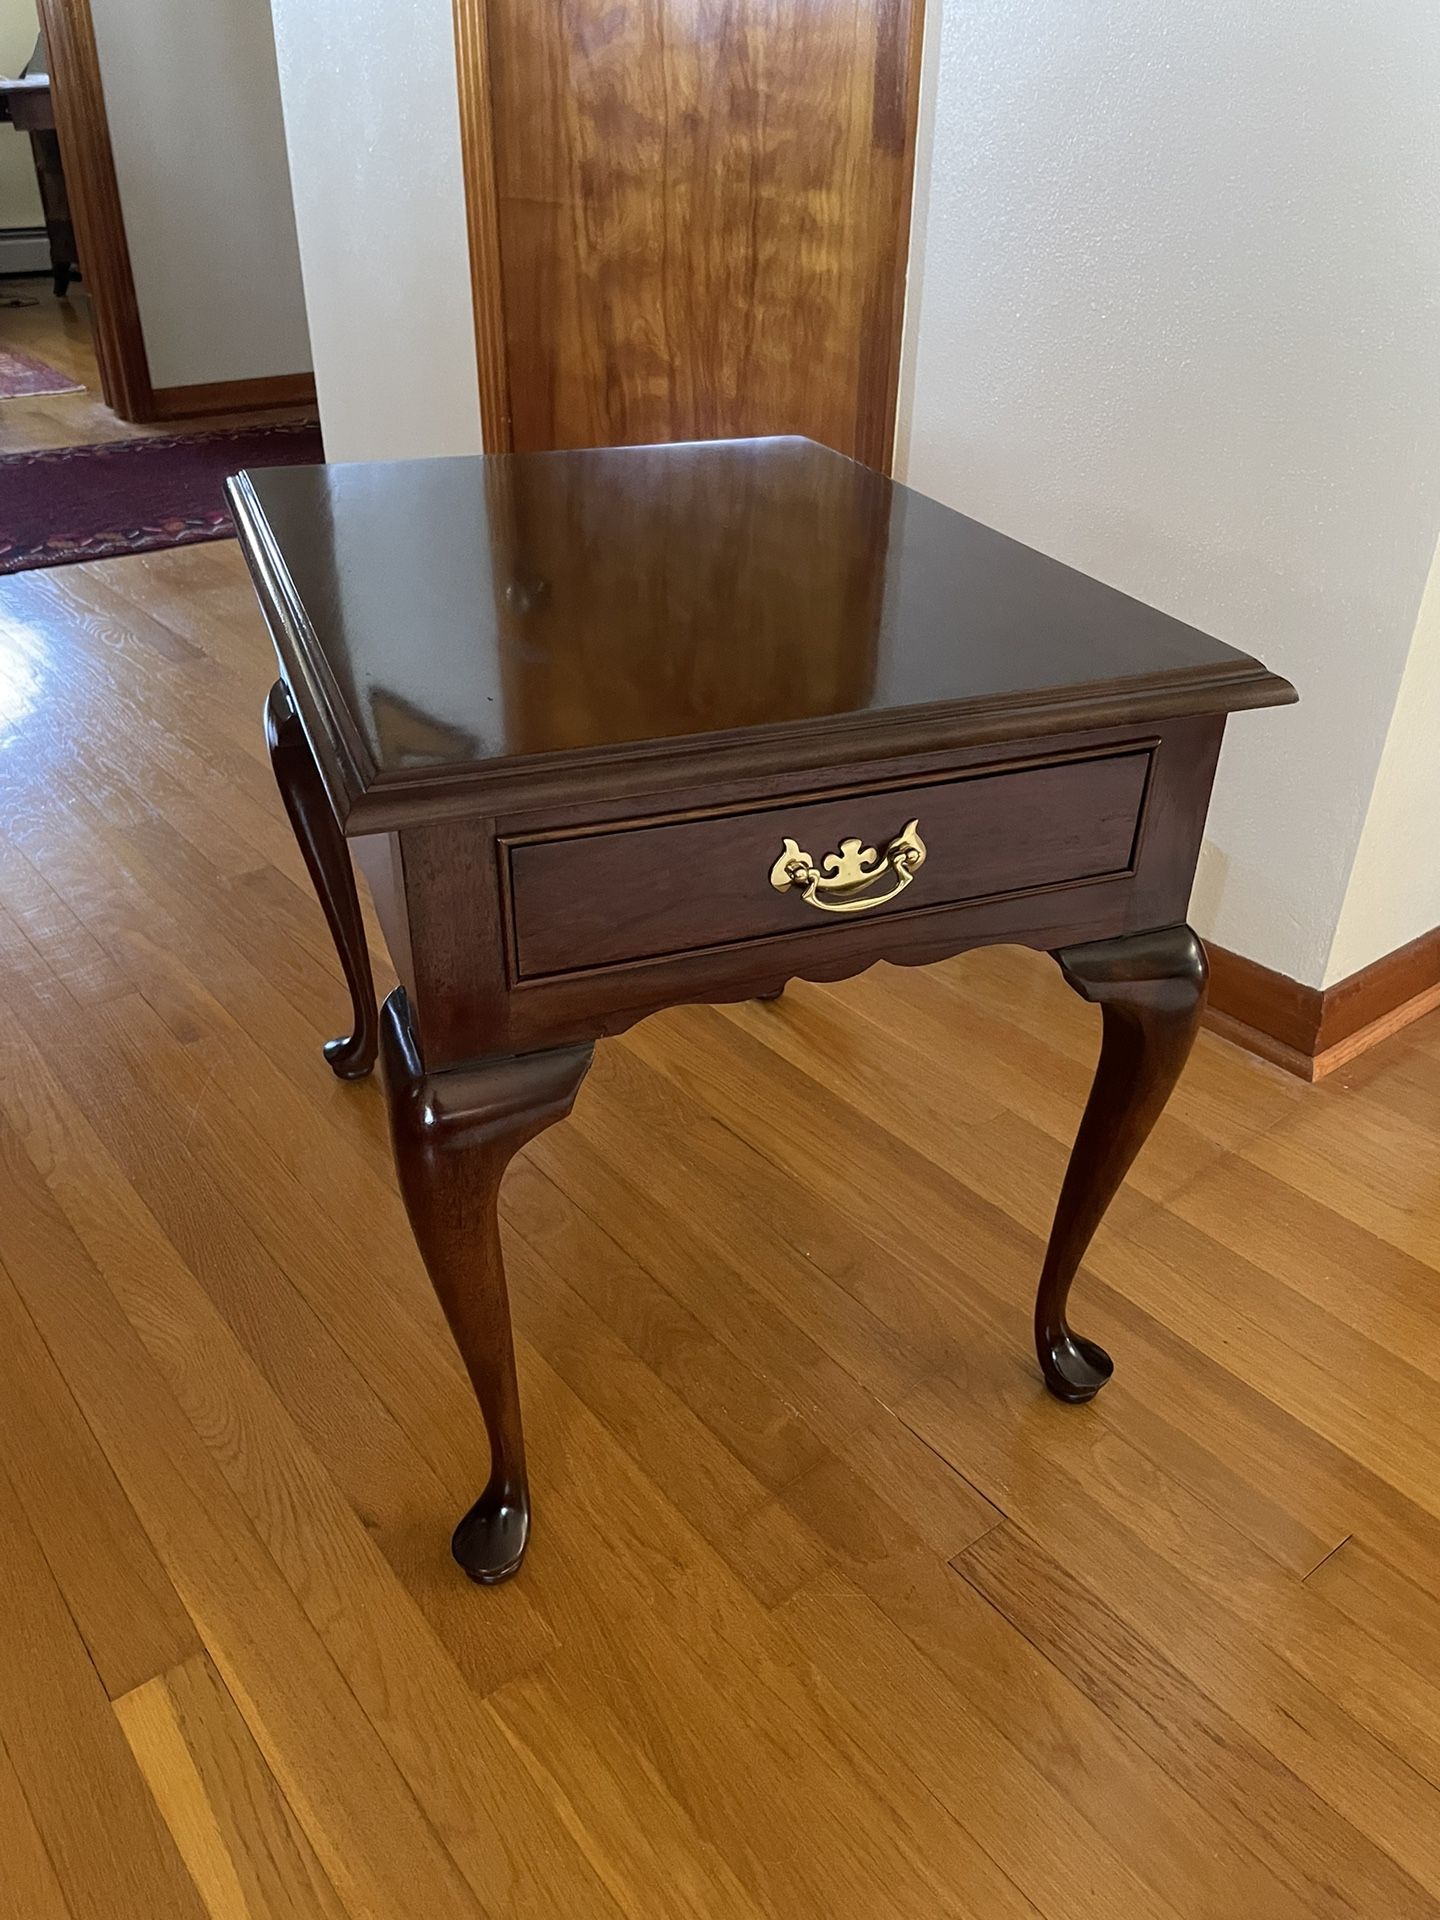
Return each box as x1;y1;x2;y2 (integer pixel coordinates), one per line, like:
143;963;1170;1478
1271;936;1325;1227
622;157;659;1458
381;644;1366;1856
1037;924;1207;1402
380;988;593;1582
264;680;379;1078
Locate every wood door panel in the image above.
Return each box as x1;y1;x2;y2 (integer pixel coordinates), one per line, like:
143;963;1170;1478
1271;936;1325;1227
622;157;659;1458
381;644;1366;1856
481;0;924;465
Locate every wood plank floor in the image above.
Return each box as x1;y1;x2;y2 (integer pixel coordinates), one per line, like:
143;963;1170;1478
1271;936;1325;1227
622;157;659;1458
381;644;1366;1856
0;277;110;453
0;278;312;453
1;539;1439;1919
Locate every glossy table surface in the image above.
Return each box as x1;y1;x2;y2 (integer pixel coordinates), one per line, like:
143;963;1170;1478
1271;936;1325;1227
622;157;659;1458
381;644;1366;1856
231;437;1287;808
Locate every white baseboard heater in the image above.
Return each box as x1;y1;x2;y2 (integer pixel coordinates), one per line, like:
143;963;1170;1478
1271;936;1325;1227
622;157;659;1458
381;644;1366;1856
0;227;53;276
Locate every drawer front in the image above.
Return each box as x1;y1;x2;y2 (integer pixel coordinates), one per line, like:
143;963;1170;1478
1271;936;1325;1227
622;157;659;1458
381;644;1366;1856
506;747;1152;979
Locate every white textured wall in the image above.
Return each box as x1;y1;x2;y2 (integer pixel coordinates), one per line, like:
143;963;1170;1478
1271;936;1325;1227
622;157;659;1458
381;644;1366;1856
0;0;41;228
1327;539;1440;984
267;0;482;464
90;0;311;388
899;0;1440;987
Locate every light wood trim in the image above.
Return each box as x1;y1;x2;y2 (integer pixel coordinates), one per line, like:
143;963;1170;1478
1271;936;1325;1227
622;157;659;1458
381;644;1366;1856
1315;921;1440;1050
1311;980;1440;1080
451;0;512;452
1201;1005;1318;1081
35;0;154;421
871;0;929;470
1206;923;1440;1077
149;372;318;421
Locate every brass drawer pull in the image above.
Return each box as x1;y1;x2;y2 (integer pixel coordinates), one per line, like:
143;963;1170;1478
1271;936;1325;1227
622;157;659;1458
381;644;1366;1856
768;818;926;915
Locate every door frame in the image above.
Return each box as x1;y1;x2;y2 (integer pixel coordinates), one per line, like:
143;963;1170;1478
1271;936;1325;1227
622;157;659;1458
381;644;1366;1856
35;0;155;420
33;0;319;425
452;0;513;452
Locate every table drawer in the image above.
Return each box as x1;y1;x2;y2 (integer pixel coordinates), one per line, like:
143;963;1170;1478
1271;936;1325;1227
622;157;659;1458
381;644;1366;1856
506;746;1152;979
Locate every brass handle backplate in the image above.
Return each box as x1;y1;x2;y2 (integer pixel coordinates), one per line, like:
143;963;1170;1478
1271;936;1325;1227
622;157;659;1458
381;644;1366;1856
768;818;926;915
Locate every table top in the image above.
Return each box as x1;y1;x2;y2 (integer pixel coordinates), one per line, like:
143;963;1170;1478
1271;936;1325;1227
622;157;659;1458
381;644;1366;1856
230;437;1294;825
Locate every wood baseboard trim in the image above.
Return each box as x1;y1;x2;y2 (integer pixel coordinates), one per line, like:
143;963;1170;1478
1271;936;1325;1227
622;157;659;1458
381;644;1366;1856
1202;1006;1316;1080
1205;925;1440;1079
148;372;317;421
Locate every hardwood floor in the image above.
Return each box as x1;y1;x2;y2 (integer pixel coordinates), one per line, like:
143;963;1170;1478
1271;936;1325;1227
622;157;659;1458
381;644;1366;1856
0;277;311;452
1;539;1439;1917
0;277;115;452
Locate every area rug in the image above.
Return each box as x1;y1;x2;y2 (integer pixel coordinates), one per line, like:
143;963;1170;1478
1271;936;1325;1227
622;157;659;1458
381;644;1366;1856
0;345;82;399
0;421;324;574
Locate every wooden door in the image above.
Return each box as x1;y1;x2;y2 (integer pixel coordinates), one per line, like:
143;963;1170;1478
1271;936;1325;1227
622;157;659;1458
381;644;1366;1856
456;0;925;467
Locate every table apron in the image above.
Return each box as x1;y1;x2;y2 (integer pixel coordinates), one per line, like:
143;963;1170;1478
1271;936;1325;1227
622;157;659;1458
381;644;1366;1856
373;712;1224;1071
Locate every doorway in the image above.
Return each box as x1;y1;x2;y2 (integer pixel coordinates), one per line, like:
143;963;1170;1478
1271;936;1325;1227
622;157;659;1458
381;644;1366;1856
0;0;152;436
3;0;315;443
0;0;319;574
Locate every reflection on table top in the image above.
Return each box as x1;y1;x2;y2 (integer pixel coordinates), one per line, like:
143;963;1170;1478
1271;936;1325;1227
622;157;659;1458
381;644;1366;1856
235;435;1279;780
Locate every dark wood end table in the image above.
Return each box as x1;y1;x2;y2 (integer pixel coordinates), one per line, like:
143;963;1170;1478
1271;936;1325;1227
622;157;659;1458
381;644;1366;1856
230;436;1295;1585
0;79;77;298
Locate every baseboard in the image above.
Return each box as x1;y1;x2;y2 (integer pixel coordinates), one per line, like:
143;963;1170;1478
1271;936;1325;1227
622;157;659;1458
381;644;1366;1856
0;228;52;275
148;371;317;421
1206;924;1440;1080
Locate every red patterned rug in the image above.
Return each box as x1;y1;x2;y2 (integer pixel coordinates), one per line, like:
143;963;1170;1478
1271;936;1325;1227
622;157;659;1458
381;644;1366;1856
0;345;82;399
0;422;324;575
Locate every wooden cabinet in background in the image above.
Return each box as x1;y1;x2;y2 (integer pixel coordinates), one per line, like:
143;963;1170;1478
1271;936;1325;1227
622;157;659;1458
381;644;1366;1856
455;0;926;466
